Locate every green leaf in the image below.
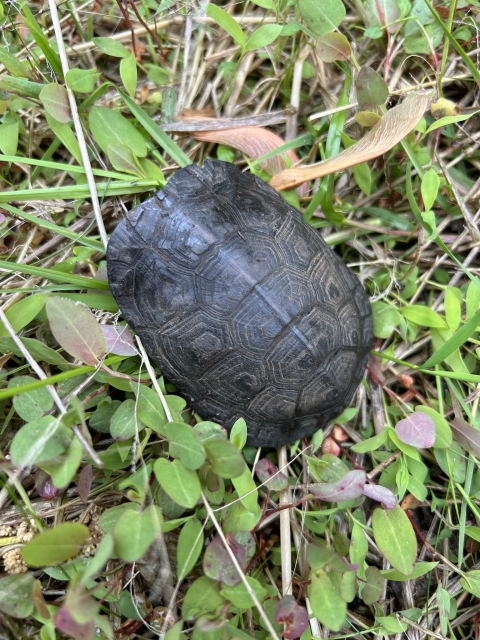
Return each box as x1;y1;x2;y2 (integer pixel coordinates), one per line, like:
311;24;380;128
120;54;137;98
0;574;36;618
221;500;262;535
22;523;90;567
204;438;246;478
299;0;346;36
371;301;402;339
220;577;267;610
423;308;480;367
110;399;138;440
119;90;191;168
10;416;72;467
421;168;440;212
89;105;147;157
154;458;201;508
372;506;417;575
0;293;46;338
92;37;131;58
230;417;248;450
0;122;19;156
231;465;259;513
245;24;283;51
136;385;167;434
356;66;388;111
361;566;385;604
114;505;163;562
106;142;145;177
315;32;352;62
45;113;82;163
177;518;204;579
20;0;62;75
10;375;54;421
66;68;101;94
165;422;207;470
182;576;224;620
309;569;346;631
47;437;83;489
381;561;439;581
350;430;388;453
39;84;71;124
0;337;69;367
206;4;246;48
460;570;480;597
98;503;141;534
0;47;33;79
400;304;448;329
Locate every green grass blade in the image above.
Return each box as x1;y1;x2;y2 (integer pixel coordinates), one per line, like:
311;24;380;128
0;154;133;181
119;89;192;168
0;260;110;289
0;366;94;400
0;180;157;202
423;309;480;368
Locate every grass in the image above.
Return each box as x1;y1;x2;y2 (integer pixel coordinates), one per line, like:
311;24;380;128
0;0;479;639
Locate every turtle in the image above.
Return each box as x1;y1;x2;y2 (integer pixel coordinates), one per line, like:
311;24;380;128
107;160;373;447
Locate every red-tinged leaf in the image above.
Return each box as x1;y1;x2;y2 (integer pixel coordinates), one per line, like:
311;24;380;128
255;458;288;491
100;324;137;356
78;464;94;503
363;483;397;509
450;417;480;457
39;83;71;124
396;412;435;448
316;32;351;62
54;607;95;640
203;534;246;586
46;296;106;365
310;469;366;502
275;595;309;640
34;469;62;500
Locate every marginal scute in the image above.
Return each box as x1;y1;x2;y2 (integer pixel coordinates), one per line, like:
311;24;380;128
107;160;373;447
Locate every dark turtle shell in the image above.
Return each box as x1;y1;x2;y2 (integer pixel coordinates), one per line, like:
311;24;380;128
107;160;373;447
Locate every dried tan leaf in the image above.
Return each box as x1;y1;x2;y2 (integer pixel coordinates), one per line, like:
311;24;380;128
269;92;430;191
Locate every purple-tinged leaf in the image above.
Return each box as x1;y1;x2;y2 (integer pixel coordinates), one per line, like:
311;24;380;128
46;296;106;365
39;84;71;123
34;469;62;500
363;483;397;509
203;534;246;586
275;595;309;639
310;469;366;502
78;464;94;503
100;324;137;356
54;607;95;640
255;458;288;491
451;417;480;457
396;412;435;448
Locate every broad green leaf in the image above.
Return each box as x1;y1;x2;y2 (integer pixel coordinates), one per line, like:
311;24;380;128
361;566;385;604
0;574;36;618
250;0;276;8
120;54;137;97
435;441;466;483
89;105;147;157
177;518;204;579
0;293;46;338
106;142;145;177
356;66;388;111
206;4;246;48
421;168;440;212
165;422;206;470
371;301;402;339
182;576;224;620
10;375;54;421
460;570;480;597
381;561;438;581
39;84;70;124
245;24;283;51
230;417;247;450
0;46;33;78
315;32;351;62
10;416;72;467
0;336;69;367
350;430;388;453
415;406;452;448
222;500;262;534
220;577;267;610
110;399;138;440
309;569;346;631
299;0;346;36
114;505;163;562
66;68;101;93
22;523;90;567
98;503;141;534
92;37;131;58
445;286;462;332
0;122;19;156
400;304;448;328
466;281;480;320
46;113;82;163
136;385;167;434
154;458;201;508
46;296;106;365
47;437;83;489
231;465;259;513
204;438;246;478
350;521;368;566
423;308;480;367
372;506;416;575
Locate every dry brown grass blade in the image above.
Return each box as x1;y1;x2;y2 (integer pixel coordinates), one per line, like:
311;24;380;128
269;92;430;191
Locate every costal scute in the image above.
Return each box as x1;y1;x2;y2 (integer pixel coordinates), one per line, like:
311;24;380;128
107;160;373;447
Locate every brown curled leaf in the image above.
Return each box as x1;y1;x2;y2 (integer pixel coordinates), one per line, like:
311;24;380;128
180;113;307;195
269;92;430;191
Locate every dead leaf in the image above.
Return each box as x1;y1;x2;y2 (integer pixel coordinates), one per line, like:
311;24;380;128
269;92;430;191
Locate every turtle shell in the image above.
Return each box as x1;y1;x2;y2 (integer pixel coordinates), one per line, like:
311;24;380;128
107;160;373;447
